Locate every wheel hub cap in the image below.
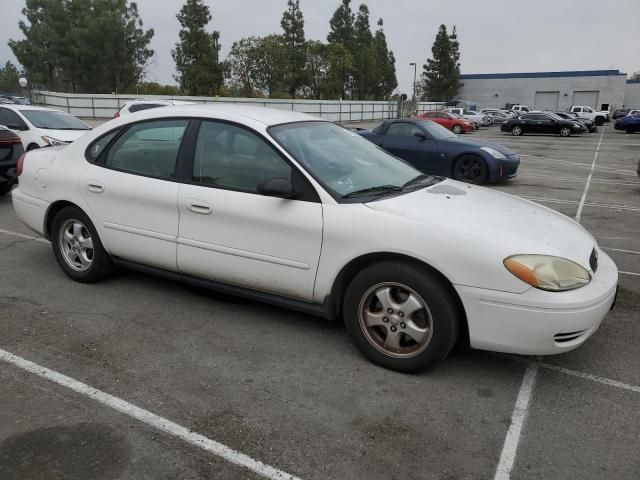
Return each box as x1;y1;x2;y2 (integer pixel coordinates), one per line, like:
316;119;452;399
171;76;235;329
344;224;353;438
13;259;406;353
58;219;94;272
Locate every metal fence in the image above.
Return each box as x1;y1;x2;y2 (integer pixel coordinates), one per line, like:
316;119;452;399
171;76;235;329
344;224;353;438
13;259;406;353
30;90;445;122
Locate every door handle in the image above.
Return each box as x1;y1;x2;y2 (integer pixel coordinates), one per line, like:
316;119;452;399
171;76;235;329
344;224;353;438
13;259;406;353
187;200;212;215
87;182;105;193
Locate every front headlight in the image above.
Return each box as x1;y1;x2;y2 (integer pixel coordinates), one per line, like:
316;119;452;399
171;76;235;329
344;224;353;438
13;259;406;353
480;146;507;159
504;255;591;291
41;135;68;146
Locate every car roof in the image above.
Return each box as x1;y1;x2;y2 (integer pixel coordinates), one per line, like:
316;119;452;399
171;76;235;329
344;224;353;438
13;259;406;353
116;103;325;127
0;105;64;112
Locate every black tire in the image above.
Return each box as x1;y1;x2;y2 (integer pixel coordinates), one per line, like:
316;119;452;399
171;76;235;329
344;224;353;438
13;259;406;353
559;127;572;137
0;183;12;196
511;125;523;136
626;128;635;134
51;206;112;283
452;124;463;134
26;143;40;152
453;155;488;184
343;261;460;373
595;116;604;126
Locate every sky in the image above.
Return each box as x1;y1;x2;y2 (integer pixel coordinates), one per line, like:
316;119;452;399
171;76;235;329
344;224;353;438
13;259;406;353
1;0;638;95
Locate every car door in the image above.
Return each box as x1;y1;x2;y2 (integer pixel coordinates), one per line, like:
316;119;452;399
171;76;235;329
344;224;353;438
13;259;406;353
176;119;323;301
381;122;441;173
519;114;539;133
79;119;188;271
536;114;557;133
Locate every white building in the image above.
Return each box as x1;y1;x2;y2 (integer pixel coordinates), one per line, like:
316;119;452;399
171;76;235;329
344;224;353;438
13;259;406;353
458;69;628;111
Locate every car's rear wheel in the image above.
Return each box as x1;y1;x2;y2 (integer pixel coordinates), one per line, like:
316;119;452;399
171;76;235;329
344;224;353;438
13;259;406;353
453;155;488;184
559;127;572;137
511;126;523;136
595;117;605;126
51;206;112;283
0;183;11;196
452;125;463;134
626;127;635;134
344;262;459;373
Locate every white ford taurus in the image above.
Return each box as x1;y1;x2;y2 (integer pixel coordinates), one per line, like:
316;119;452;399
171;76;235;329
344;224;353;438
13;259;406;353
11;105;618;372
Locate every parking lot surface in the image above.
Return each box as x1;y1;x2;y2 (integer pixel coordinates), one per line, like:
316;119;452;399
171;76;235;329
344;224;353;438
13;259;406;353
0;123;639;479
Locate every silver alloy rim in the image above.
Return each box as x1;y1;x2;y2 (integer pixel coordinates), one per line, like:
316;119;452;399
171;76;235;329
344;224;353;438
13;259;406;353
358;282;434;359
453;126;462;133
58;219;94;272
561;128;570;136
513;126;522;135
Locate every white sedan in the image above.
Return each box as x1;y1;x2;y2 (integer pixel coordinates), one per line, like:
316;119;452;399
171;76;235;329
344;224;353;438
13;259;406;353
12;105;618;372
0;105;91;150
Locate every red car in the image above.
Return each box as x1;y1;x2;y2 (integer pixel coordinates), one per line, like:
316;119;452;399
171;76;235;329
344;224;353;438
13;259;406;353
416;111;475;134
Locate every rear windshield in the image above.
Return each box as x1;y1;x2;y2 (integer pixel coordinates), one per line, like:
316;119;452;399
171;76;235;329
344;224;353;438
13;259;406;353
20;110;90;130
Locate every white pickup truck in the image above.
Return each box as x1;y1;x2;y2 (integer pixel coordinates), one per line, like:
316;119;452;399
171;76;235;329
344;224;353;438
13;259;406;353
569;106;609;126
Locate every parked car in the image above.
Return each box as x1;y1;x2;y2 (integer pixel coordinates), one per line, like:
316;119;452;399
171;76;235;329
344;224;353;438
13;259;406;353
614;113;640;133
11;105;618;372
358;119;519;184
480;110;510;124
612;109;629;119
0;126;24;195
569;106;607;126
444;108;491;126
416;111;475;134
0;105;91;150
0;97;16;104
554;112;597;132
510;105;530;114
114;99;196;118
501;112;584;137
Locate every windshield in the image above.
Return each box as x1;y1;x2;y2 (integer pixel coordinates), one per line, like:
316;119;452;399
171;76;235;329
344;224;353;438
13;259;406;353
417;120;457;139
20;110;90;130
269;121;428;198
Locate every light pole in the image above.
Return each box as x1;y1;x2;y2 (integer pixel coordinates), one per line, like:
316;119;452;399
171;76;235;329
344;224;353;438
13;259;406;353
409;62;417;112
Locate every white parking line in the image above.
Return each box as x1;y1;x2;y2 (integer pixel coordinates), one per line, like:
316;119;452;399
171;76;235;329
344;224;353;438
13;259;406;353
620;271;640;277
0;227;49;243
493;364;538;480
538;362;640;394
521;196;640;213
603;247;640;255
0;347;302;480
575;127;606;223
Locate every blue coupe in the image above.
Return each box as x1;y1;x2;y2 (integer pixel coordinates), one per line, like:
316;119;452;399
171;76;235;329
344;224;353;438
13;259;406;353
358;119;520;184
614;113;640;134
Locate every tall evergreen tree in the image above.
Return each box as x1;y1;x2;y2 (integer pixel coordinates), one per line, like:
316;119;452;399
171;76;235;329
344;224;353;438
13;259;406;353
172;0;224;96
352;4;375;99
372;19;397;100
281;0;307;98
10;0;154;93
420;24;462;101
327;0;355;97
0;61;22;92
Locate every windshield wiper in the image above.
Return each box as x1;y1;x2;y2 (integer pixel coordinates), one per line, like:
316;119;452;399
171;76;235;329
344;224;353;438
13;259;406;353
342;184;403;198
402;174;436;188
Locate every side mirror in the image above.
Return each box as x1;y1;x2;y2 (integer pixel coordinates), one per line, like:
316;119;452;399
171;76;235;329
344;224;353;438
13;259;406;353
414;132;428;140
258;177;294;198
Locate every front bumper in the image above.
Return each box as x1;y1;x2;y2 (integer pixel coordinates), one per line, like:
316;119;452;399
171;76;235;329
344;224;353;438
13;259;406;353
455;250;618;355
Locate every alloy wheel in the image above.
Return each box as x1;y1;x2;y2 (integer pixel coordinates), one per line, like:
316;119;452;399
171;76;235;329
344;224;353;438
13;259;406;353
58;219;94;272
358;282;434;359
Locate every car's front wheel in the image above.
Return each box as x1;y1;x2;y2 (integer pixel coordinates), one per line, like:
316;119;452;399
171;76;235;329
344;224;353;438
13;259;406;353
0;183;11;196
511;126;523;136
344;261;460;373
453;155;488;184
560;127;572;137
626;127;635;134
452;125;463;134
51;206;113;283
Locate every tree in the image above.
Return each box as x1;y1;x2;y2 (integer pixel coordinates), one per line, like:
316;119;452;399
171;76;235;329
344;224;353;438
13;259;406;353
0;61;21;93
372;19;397;100
327;0;355;98
172;0;224;96
9;0;154;93
281;0;307;98
420;24;462;101
226;36;262;97
352;4;375;100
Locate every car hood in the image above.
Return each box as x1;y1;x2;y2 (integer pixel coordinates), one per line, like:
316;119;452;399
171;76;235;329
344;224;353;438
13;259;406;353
365;179;596;271
36;129;90;143
444;137;517;156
